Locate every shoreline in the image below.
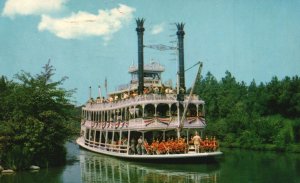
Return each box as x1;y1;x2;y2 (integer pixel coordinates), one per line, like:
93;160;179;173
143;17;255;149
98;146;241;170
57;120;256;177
220;143;300;153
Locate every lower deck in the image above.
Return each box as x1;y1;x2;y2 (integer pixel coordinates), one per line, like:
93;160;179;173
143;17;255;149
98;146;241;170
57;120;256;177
76;136;222;160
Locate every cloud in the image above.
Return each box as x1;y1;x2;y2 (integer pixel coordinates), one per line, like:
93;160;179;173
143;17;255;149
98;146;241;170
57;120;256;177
151;23;165;35
38;4;135;41
2;0;67;18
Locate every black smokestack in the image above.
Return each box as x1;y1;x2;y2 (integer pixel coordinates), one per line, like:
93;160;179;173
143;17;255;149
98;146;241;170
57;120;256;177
136;18;145;95
176;23;185;92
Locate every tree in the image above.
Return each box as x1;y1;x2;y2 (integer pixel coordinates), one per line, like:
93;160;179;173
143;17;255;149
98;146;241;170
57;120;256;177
196;70;300;151
0;61;76;169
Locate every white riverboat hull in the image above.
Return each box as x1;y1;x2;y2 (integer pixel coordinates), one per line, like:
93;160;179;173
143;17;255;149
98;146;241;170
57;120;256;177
76;137;223;161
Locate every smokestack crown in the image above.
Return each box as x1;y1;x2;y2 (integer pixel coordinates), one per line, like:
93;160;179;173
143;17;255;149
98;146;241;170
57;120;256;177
176;23;185;36
136;18;145;32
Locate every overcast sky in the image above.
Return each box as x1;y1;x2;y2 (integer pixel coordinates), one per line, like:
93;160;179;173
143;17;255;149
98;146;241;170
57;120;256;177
1;0;299;105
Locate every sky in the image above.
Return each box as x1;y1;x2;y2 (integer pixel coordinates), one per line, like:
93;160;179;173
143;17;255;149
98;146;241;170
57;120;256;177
0;0;299;105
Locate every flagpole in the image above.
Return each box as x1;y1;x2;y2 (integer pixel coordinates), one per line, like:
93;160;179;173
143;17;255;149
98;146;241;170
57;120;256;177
105;77;108;98
98;85;102;98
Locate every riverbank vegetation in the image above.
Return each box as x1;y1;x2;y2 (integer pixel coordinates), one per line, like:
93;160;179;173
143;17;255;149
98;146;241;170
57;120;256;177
0;62;80;170
196;71;300;153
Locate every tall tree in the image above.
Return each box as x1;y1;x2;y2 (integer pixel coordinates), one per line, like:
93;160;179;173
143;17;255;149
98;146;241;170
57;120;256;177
0;61;76;169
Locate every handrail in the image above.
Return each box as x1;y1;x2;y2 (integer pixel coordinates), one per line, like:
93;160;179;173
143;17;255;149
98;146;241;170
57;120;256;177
83;94;202;111
85;139;129;153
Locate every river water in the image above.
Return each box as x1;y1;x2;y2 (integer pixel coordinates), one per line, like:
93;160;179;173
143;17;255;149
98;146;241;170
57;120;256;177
1;141;299;183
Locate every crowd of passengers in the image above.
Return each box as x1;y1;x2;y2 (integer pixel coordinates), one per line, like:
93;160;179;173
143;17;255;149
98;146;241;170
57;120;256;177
90;85;183;103
104;134;219;155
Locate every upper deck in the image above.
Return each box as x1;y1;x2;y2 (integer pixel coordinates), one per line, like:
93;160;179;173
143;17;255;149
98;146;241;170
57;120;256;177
84;94;204;111
109;61;170;96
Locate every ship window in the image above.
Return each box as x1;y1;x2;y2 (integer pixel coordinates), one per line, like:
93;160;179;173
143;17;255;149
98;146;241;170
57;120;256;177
90;130;95;141
95;131;100;142
135;105;143;118
111;111;115;122
129;107;135;119
85;129;90;139
144;104;155;118
104;111;107;121
198;104;204;117
100;132;105;144
112;133;119;143
187;104;197;117
170;103;183;116
157;104;169;117
171;104;177;116
144;73;160;80
125;108;130;120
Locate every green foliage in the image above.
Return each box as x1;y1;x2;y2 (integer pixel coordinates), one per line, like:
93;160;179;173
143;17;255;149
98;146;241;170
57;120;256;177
197;71;300;152
0;61;78;170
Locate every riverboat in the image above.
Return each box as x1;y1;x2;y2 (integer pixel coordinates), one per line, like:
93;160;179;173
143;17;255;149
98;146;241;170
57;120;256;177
76;18;222;160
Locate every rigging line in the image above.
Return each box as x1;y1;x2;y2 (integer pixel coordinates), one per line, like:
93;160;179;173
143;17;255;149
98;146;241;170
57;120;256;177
185;61;201;72
179;62;203;129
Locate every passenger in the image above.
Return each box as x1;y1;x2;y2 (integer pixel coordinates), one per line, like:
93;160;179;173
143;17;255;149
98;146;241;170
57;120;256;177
130;138;136;154
160;84;166;94
136;136;143;155
122;138;128;145
200;136;205;152
143;87;149;94
178;138;185;153
212;136;218;151
204;136;209;152
114;95;118;101
132;92;138;97
148;85;154;93
192;131;201;153
151;140;159;154
154;87;159;94
144;140;151;154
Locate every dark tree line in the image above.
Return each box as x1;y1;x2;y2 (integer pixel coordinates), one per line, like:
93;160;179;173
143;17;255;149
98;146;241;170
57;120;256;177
195;71;300;152
0;62;79;170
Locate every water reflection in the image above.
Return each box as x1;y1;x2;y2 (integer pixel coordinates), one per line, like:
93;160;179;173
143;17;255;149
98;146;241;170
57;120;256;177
80;150;220;183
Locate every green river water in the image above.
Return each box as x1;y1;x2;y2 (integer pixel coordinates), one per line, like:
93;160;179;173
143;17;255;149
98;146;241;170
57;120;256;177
1;141;299;183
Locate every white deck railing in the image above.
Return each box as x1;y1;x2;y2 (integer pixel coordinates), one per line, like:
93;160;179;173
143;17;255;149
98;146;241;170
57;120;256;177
83;117;206;131
84;94;202;111
84;139;129;154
